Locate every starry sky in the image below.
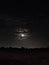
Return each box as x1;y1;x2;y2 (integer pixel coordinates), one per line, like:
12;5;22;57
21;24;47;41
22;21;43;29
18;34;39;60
0;5;49;48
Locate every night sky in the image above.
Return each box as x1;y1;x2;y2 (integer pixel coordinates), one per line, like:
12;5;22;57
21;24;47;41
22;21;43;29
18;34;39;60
0;3;49;48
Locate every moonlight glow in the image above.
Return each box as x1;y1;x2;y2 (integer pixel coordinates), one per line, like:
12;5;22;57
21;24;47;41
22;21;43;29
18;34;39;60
20;33;25;37
14;28;32;40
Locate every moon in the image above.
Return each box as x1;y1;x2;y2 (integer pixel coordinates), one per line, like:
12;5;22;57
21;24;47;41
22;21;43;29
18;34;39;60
20;33;25;37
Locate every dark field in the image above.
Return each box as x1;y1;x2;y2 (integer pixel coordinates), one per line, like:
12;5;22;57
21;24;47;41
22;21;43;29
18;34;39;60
0;48;49;65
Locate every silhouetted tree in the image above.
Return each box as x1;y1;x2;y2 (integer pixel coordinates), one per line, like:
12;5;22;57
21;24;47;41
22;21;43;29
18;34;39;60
9;47;12;49
1;47;4;49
